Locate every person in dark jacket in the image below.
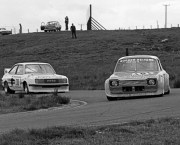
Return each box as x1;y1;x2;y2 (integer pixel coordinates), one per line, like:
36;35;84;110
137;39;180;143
70;23;77;38
19;23;22;34
65;16;69;30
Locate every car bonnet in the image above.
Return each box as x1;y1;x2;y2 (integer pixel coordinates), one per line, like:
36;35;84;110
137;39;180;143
111;71;159;80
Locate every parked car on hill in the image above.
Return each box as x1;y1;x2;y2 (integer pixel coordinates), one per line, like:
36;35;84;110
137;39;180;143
0;28;12;35
40;21;61;32
105;55;170;101
1;62;69;94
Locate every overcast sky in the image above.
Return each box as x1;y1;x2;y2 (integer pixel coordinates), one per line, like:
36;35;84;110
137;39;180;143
0;0;179;32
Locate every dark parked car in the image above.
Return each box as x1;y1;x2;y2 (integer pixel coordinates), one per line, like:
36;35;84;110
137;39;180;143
40;21;61;32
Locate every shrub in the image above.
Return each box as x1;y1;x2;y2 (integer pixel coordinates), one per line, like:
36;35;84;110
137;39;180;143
52;94;70;105
18;93;25;98
23;94;70;111
0;93;70;113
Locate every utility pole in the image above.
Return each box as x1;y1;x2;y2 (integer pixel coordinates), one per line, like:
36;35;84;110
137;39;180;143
87;4;92;30
164;4;170;28
19;23;22;34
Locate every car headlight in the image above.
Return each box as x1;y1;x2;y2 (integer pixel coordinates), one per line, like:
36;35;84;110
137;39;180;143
109;80;119;87
147;79;156;85
61;78;68;83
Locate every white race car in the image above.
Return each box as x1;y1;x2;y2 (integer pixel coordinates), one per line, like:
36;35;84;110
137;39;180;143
1;62;69;94
105;55;170;101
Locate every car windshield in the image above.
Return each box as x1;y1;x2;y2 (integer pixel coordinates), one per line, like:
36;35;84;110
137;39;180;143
25;64;55;74
114;58;159;72
47;22;56;25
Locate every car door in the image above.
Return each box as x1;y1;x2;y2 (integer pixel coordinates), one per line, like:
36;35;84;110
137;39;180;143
7;65;18;90
12;65;24;91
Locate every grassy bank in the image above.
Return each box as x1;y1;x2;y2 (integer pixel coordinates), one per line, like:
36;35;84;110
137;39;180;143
1;29;180;89
1;117;180;145
0;92;70;114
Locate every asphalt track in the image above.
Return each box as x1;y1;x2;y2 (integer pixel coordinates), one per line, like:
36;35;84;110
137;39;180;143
0;89;180;134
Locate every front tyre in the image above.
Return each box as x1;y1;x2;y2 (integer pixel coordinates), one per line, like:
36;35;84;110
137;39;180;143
165;89;170;95
4;82;15;94
107;96;116;101
24;83;30;94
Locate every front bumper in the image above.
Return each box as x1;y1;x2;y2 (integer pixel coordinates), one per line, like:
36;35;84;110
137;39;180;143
28;83;69;93
105;79;163;98
105;90;161;98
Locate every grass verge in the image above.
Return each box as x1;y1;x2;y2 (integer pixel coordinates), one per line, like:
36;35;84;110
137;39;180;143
1;29;180;90
0;92;70;114
0;117;180;145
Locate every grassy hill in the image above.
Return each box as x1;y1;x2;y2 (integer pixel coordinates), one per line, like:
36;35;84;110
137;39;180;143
1;29;180;90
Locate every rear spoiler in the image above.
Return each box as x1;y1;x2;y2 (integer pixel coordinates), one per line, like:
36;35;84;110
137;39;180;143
4;68;10;74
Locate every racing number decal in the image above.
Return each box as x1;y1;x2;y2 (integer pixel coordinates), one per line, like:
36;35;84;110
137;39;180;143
12;77;21;86
15;78;20;86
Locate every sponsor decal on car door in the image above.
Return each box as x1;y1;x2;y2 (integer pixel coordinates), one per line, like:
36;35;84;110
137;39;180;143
12;76;22;90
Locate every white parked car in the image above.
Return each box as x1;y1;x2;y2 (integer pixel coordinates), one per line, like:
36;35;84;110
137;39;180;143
0;28;12;35
1;62;69;94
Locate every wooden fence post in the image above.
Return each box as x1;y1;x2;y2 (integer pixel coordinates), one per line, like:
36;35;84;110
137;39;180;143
126;48;129;56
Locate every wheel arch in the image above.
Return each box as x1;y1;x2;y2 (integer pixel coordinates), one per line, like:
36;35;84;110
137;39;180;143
23;81;27;89
3;81;8;89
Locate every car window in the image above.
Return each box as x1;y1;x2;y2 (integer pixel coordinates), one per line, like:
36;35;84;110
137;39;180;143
115;58;159;72
25;65;40;73
136;59;159;71
25;64;55;74
157;59;163;70
16;65;24;75
9;65;18;75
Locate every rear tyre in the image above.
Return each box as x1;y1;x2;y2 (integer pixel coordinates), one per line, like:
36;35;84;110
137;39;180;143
4;82;15;94
40;26;45;30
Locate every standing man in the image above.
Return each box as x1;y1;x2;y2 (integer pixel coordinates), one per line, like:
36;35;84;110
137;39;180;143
19;23;22;34
65;16;69;30
70;23;77;39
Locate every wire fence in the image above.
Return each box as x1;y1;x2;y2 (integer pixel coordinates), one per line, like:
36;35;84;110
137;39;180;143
118;24;180;30
1;23;180;35
0;25;43;34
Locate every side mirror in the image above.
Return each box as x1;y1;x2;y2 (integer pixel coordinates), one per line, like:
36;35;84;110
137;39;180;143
4;68;10;74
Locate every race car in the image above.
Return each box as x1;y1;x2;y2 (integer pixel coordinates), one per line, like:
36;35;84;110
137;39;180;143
1;62;69;94
105;55;170;101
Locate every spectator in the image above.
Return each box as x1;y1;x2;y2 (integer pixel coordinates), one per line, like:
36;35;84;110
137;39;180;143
19;23;22;34
65;16;69;30
70;23;77;38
